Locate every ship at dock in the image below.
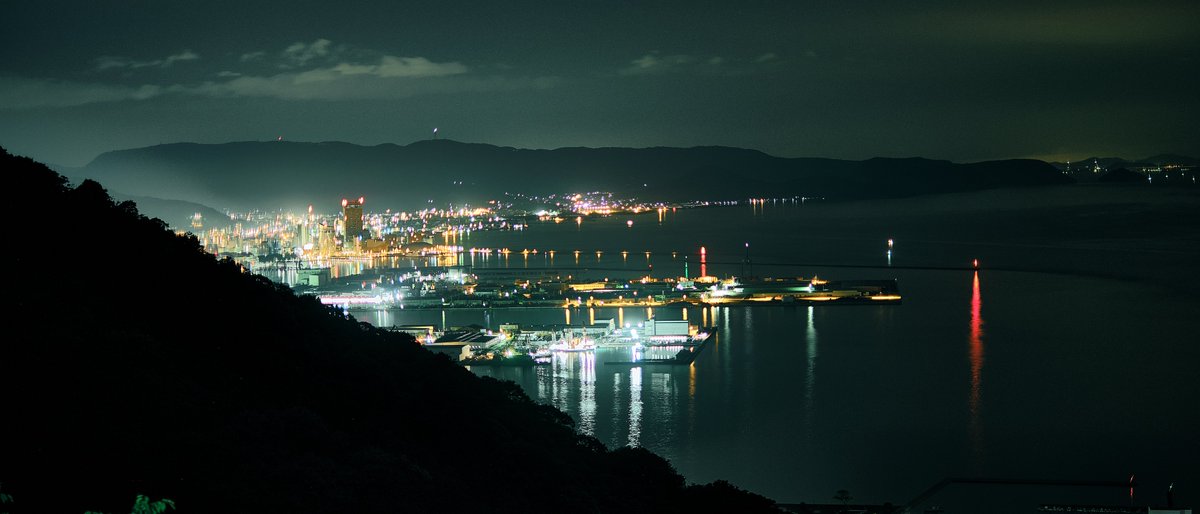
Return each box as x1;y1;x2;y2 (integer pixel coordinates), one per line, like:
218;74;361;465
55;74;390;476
398;316;715;366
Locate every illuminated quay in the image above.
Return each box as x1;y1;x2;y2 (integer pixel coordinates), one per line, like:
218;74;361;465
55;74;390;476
303;266;901;311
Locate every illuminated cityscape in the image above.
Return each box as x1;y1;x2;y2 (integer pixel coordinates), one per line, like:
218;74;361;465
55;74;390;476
3;1;1198;513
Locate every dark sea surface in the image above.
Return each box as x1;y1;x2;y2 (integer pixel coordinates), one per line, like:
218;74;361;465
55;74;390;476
353;187;1199;511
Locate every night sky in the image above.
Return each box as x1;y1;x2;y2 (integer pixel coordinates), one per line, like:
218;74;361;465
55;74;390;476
2;0;1197;166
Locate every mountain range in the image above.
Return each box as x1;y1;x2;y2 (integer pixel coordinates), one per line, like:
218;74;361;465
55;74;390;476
75;140;1071;212
1049;154;1199;170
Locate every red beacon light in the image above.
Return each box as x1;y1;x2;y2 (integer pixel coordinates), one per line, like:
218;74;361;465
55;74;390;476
973;259;979;269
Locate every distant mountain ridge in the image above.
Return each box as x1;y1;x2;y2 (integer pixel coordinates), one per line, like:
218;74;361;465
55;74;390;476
1049;154;1199;170
79;139;1071;211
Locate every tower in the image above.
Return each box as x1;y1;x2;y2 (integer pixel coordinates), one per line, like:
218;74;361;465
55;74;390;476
342;197;364;249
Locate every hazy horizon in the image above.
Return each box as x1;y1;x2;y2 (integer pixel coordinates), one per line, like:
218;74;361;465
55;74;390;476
24;137;1198;170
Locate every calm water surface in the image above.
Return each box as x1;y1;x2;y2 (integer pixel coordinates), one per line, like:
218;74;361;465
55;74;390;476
353;203;1197;509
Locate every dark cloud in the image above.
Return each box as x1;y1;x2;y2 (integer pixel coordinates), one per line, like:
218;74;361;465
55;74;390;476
0;0;1196;165
94;50;199;71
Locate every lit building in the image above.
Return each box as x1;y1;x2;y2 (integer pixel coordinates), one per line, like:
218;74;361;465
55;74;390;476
342;197;364;249
318;223;335;258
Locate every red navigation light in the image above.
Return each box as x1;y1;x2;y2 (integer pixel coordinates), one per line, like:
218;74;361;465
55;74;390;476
341;199;348;207
358;196;365;204
973;258;979;269
700;246;707;255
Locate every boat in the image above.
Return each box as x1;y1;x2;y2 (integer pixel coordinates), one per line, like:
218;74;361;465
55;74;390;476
549;336;596;352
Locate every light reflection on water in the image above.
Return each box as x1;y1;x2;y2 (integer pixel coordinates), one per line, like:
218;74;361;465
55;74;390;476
804;305;818;444
400;269;1197;508
629;366;643;447
968;271;984;463
579;352;597;437
345;204;1198;506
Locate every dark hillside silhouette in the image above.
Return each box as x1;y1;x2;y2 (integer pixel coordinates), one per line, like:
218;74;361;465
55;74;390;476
107;193;231;229
78;140;1072;210
0;147;780;513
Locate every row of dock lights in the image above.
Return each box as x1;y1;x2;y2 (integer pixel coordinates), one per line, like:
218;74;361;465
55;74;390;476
465;247;662;258
467;240;986;272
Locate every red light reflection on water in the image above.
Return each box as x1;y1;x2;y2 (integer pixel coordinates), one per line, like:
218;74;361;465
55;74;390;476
969;271;985;456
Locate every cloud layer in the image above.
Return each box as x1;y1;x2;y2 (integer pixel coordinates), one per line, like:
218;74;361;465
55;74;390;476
0;77;163;108
620;51;784;75
95;50;199;71
0;40;530;109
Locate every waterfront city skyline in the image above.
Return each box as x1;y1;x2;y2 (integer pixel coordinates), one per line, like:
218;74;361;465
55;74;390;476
2;1;1197;512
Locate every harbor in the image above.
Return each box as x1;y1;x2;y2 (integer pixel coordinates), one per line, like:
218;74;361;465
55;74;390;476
251;202;1195;509
358;263;896;367
303;261;903;311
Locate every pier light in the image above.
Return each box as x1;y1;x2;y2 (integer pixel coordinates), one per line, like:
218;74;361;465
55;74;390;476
627;220;634;227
